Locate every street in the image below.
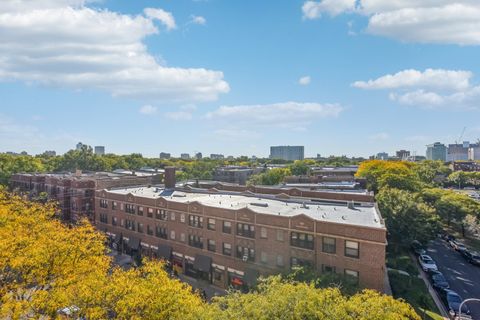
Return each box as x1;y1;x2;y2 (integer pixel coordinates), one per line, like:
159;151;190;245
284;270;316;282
427;238;480;319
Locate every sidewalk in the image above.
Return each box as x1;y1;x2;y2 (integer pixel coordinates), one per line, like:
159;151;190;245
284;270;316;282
178;274;227;301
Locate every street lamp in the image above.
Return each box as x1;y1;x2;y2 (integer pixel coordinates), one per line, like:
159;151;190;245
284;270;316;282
458;298;480;319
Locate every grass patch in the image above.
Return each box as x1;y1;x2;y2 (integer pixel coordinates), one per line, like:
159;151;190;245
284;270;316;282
386;246;419;276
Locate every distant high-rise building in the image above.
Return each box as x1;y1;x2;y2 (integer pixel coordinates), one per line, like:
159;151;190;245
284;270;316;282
396;150;410;160
210;154;224;160
376;152;389;160
160;152;171;159
468;144;480;160
94;146;105;155
43;150;56;157
426;142;447;161
447;142;469;162
195;152;203;160
269;146;304;161
181;153;190;160
76;142;84;150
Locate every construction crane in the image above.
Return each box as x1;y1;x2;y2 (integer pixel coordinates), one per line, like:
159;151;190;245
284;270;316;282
455;126;466;145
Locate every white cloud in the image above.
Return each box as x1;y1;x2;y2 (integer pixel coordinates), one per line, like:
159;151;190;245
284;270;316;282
353;69;472;91
354;68;480;109
0;0;229;103
139;105;158;115
369;132;390;141
302;1;480;45
144;8;176;31
298;76;311;85
190;15;206;25
205;101;342;128
165;111;193;121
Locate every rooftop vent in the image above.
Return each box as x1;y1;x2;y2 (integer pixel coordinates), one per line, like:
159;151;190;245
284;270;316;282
347;201;355;210
250;202;269;208
342;215;347;220
172;193;186;198
300;202;309;209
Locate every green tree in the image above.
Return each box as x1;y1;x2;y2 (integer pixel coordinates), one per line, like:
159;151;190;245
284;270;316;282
289;161;310;176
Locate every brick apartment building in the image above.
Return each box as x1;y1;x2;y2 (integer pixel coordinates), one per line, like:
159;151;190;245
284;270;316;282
96;168;387;292
10;171;162;222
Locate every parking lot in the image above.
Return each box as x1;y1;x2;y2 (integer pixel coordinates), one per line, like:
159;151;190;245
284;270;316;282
427;238;480;319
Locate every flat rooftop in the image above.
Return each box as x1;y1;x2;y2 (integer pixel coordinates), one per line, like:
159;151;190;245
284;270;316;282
106;186;384;229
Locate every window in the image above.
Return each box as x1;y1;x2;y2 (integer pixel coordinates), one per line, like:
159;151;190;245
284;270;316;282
276;230;284;241
322;237;336;254
276;255;284;267
125;204;136;214
290;257;313;268
260;251;268;264
99;213;108;223
188;234;203;249
208;239;216;252
100;199;108;208
260;227;267;239
237;223;255;238
155;209;167;220
290;232;314;250
188;215;203;228
345;241;359;258
170;212;176;221
112;216;117;226
322;265;336;273
170;230;176;240
137;223;144;233
112;201;117;210
223;243;232;256
223;221;232;234
180;213;185;223
137;206;144;216
207;218;216;230
344;269;359;283
236;246;255;262
125;219;135;231
147;225;153;235
147;207;153;218
180;233;185;242
155;226;167;239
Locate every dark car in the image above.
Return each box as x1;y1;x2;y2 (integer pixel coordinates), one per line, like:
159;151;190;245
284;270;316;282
462;250;480;266
440;289;470;318
411;240;426;256
442;233;456;242
430;272;449;290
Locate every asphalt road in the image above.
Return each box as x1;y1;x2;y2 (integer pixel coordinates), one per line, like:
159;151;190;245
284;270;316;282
427;238;480;319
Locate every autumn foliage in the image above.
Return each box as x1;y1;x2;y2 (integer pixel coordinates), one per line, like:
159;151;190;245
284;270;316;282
0;189;420;319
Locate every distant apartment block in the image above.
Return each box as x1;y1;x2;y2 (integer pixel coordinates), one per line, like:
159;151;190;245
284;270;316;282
43;150;56;157
210;154;225;160
160;152;171;159
447;142;470;162
213;166;262;185
269;146;304;161
181;153;190;160
426;142;447;161
195;152;203;160
95;171;387;292
94;146;105;155
376;152;388;160
395;150;410;160
469;144;480;160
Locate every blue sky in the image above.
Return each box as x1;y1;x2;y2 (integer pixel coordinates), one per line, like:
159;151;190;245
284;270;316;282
1;0;480;158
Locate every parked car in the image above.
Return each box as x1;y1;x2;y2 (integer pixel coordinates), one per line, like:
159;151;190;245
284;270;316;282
429;272;449;290
439;289;470;318
449;240;467;252
461;250;480;266
411;240;426;256
418;255;438;272
442;233;456;242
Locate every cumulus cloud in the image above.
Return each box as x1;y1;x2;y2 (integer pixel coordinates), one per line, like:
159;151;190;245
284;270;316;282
353;69;472;91
139;105;158;115
205;101;342;128
0;0;229;103
298;76;311;85
144;8;176;30
354;68;480;109
302;0;480;45
190;15;206;25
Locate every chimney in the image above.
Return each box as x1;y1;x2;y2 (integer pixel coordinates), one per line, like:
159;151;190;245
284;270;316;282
165;167;176;189
75;169;82;177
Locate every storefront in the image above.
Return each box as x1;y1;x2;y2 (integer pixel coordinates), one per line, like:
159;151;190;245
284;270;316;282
212;264;226;287
172;252;184;275
227;268;258;292
184;255;196;278
192;254;212;282
125;237;141;263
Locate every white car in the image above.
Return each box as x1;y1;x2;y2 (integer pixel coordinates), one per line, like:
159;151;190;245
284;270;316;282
418;255;438;272
449;240;467;252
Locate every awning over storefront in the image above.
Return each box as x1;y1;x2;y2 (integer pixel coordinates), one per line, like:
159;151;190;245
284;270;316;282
193;254;212;273
157;244;172;260
244;268;259;286
127;237;140;250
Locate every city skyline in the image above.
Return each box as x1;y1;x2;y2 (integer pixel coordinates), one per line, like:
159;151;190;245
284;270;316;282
1;0;480;157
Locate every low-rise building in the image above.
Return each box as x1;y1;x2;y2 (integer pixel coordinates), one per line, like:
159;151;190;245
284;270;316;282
94;146;105;155
181;153;190;160
160;152;171;159
95;169;387;292
213;166;262;185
